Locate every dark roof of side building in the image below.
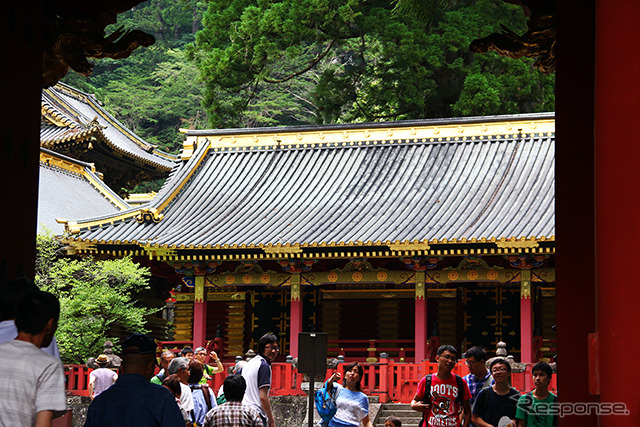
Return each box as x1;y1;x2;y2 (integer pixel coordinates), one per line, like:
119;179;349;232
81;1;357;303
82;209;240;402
38;148;130;235
62;113;555;261
41;83;178;193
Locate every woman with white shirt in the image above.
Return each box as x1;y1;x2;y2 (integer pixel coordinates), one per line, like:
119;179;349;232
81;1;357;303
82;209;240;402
326;362;373;427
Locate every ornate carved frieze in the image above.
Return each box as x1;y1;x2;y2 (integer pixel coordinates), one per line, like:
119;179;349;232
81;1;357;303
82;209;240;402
444;256;499;271
171;267;554;288
504;254;549;269
232;261;265;275
170;261;221;287
279;259;316;273
341;258;374;272
401;256;441;271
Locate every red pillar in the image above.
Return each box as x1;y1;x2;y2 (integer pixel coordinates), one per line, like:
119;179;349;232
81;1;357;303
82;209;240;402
595;1;640;424
520;270;533;363
290;300;302;358
289;277;302;358
193;276;207;348
414;272;428;361
555;0;598;425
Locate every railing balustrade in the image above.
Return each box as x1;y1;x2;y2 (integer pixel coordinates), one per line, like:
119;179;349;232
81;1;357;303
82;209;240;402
65;360;557;402
327;339;416;361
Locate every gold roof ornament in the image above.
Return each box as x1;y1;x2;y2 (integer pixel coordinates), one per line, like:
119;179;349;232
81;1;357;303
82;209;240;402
136;207;164;224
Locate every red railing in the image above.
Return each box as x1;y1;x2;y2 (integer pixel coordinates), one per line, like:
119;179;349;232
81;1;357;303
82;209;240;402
65;360;557;403
64;365;91;396
327;339;415;361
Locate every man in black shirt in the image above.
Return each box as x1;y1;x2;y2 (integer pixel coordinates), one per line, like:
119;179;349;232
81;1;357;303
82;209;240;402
472;358;519;427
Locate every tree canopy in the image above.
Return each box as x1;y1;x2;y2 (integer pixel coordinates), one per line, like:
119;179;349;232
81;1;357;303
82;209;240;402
188;0;554;127
62;0;209;155
63;0;554;140
35;232;159;364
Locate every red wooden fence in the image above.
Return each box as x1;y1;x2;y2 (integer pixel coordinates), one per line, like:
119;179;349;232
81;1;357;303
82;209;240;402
65;360;557;403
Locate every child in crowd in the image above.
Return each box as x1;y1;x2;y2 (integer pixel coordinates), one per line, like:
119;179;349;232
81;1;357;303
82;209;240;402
515;362;557;427
384;416;402;427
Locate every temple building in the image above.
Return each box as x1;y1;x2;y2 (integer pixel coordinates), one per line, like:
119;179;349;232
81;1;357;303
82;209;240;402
40;83;178;196
36;83;182;337
37;83;180;233
7;2;636;422
37;148;131;234
60;112;556;364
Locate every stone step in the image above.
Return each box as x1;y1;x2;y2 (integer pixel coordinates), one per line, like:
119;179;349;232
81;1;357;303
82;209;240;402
383;404;412;410
378;409;419;415
374;403;423;427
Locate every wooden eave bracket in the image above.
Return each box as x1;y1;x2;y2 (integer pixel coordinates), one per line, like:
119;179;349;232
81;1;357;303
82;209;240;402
143;245;177;259
62;220;81;234
63;239;97;255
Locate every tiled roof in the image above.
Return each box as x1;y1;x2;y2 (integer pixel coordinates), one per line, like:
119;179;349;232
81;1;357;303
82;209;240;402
63;113;555;257
38;149;130;235
41;83;178;171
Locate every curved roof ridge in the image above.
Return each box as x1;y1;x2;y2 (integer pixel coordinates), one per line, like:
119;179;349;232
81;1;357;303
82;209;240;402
62;118;556;253
63;138;212;232
182;112;555;137
45;84;179;166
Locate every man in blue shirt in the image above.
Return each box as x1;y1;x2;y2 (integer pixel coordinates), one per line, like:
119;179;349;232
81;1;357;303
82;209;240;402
463;347;494;427
85;333;185;426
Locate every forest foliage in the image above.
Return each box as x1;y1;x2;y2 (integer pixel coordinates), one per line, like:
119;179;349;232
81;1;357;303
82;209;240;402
35;232;158;364
63;0;554;151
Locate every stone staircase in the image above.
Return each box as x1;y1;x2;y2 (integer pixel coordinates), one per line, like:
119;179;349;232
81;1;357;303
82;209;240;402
373;403;422;427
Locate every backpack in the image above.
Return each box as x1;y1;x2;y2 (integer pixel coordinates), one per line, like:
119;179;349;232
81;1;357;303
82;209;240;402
189;384;213;410
189;384;213;427
418;374;465;426
315;382;339;421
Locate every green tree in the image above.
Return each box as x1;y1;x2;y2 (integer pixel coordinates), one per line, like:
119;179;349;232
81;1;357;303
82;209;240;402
35;233;159;364
189;0;554;127
98;48;207;153
61;0;209;155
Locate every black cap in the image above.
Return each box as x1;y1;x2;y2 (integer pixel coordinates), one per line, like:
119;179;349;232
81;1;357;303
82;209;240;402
122;333;156;355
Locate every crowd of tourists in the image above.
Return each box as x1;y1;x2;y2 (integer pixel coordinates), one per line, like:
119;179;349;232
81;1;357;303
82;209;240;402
0;276;556;427
408;345;556;427
82;333;277;427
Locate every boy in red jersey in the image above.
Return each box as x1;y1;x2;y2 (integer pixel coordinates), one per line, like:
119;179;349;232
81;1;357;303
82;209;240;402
411;345;472;427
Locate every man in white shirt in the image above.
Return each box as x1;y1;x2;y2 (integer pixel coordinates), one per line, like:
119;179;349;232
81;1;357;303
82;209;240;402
0;277;60;358
168;357;194;415
0;289;66;427
239;333;279;427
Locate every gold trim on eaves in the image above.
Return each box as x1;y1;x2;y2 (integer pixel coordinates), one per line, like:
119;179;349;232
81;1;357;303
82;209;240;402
180;118;554;151
62;238;555;260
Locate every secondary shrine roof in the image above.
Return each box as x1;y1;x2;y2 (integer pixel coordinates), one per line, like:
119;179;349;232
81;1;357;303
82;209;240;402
38;149;130;234
62;113;555;259
41;83;178;182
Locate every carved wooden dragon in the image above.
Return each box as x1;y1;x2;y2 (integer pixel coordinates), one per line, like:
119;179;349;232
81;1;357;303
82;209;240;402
469;0;555;74
42;15;154;87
